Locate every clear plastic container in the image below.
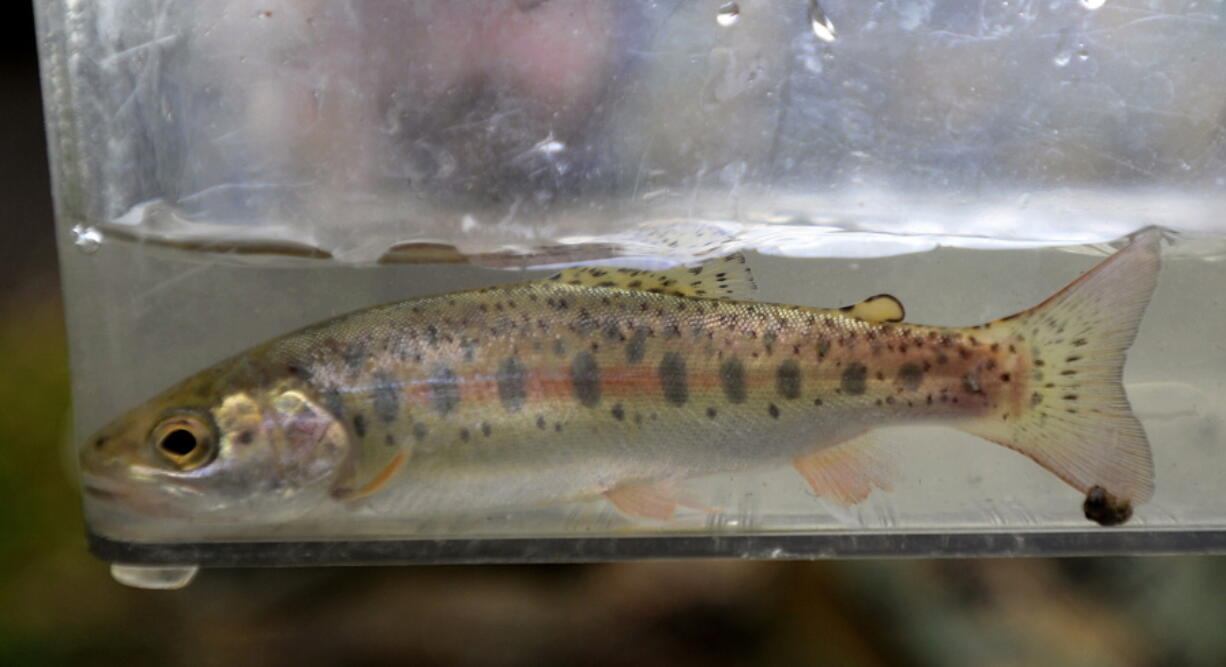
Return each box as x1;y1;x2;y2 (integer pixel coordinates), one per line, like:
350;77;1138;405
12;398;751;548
35;0;1226;585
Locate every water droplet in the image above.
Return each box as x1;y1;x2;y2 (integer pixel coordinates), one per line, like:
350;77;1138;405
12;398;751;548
808;0;837;42
1053;50;1071;67
71;224;102;253
716;2;740;27
1080;0;1106;9
110;564;199;589
1077;49;1089;61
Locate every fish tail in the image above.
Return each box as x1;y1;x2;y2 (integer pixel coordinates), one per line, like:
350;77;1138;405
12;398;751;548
958;230;1162;524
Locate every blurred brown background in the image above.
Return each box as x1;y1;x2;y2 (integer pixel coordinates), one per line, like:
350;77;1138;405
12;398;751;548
3;4;1226;666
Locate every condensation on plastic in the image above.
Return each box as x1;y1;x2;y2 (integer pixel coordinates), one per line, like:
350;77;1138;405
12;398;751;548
36;0;1226;266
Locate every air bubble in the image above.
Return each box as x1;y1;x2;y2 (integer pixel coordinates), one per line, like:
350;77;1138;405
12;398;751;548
716;2;740;27
71;224;102;254
110;564;199;589
809;0;837;42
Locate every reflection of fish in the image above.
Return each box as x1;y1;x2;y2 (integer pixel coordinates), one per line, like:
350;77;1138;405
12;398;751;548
82;232;1161;527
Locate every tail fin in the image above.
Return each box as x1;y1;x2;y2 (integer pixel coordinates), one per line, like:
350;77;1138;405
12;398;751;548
959;231;1162;525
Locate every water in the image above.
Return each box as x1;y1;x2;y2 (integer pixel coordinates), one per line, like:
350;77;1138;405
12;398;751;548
63;217;1226;551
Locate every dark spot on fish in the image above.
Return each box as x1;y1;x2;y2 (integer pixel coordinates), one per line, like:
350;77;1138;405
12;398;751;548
1063;394;1078;401
885;396;895;405
841;363;868;396
385;434;395;447
603;320;622;341
720;358;747;404
536;415;547;430
1083;485;1132;526
659;352;689;406
817;339;831;359
1000;373;1011;383
425;325;440;347
413;422;428;442
706;407;717;419
481;422;492;437
1030;392;1043;406
776;360;802;400
343;343;368;373
626;328;647;364
768;403;780;419
352;414;367;438
497;357;528;412
460;428;471;442
554;422;563;432
287;364;312;380
373;372;401;423
611;404;625;421
429;366;461;415
897;363;923;391
813;398;823;407
571;352;602;407
1066;355;1083;363
237;430;254;446
322;388;345;420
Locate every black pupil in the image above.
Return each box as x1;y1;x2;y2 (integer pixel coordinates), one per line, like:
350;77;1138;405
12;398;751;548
160;428;198;457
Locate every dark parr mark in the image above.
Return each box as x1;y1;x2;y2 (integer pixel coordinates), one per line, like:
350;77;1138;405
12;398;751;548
571;352;602;407
351;414;367;438
372;372;401;423
720;357;747;404
768;403;780;419
659;352;689;406
776;360;802;400
841;362;868;396
429;366;461;415
626;328;648;364
706;407;717;419
496;357;528;412
897;363;923;391
611;404;625;421
481;422;492;437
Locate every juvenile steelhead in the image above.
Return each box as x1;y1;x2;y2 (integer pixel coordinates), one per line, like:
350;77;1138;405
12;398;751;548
82;232;1162;526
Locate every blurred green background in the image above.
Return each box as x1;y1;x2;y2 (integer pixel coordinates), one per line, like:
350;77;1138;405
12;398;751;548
3;5;1226;666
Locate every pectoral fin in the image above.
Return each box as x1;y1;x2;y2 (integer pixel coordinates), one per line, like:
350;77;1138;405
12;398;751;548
793;436;896;505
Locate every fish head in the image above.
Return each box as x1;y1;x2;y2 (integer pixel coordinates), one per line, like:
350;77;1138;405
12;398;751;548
81;367;350;521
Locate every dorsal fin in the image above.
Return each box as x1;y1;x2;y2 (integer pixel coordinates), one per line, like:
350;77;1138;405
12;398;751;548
839;294;905;323
545;253;756;299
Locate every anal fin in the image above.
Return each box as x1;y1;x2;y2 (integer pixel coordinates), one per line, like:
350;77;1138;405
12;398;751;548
793;436;896;505
605;481;680;520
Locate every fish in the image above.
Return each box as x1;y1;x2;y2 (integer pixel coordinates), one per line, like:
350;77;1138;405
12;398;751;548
81;231;1162;527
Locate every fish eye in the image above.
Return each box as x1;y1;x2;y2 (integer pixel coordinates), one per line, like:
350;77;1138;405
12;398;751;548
150;414;217;470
